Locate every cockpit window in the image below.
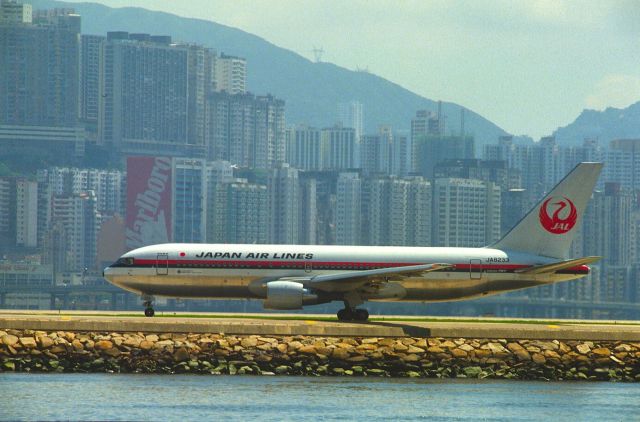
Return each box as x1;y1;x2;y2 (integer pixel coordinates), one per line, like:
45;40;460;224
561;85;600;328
116;257;135;266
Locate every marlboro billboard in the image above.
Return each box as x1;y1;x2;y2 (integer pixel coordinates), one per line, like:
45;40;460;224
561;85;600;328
125;156;172;250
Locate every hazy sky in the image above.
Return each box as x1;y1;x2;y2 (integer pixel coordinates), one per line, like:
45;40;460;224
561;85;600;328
68;0;640;139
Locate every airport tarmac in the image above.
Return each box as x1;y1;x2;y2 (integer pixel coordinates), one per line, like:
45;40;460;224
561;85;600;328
1;310;639;340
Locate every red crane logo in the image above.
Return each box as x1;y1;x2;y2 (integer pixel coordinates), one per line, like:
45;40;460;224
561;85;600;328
539;197;578;234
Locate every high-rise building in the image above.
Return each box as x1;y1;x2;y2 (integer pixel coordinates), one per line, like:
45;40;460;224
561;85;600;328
214;53;247;95
296;178;316;245
79;34;104;133
413;135;475;179
361;127;410;176
0;4;79;127
99;32;214;157
604;139;640;191
411;110;443;171
405;176;432;246
268;164;299;244
206;92;285;168
582;183;634;267
286;125;323;170
0;0;32;23
337;100;363;145
322;124;357;170
38;167;125;216
15;179;38;247
434;159;521;191
433;178;500;247
336;172;361;246
51;191;101;272
225;180;268;244
172;158;207;243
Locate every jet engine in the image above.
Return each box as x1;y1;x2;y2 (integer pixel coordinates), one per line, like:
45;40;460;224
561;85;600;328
263;281;320;310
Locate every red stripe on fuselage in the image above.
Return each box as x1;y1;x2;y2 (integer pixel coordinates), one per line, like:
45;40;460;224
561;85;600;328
128;259;588;274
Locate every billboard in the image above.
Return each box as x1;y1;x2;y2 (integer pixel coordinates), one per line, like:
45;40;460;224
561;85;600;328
125;156;172;250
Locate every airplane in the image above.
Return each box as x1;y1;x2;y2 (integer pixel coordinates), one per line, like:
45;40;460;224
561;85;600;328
103;162;603;321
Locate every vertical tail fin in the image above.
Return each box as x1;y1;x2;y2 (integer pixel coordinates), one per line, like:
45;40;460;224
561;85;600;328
492;162;603;259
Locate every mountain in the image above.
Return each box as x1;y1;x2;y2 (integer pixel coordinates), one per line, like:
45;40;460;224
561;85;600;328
553;102;640;146
33;0;508;147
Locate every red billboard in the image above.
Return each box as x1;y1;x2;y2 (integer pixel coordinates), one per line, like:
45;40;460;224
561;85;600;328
125;156;172;250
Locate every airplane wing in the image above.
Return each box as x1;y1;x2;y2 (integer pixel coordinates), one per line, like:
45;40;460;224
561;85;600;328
303;263;452;292
515;256;601;274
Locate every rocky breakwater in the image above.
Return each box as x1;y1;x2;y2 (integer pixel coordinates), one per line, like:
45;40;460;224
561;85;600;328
1;329;639;381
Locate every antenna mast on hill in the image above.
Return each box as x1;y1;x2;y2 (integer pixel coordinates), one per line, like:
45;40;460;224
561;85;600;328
311;46;324;62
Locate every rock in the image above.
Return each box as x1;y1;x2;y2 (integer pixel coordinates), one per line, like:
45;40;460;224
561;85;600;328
274;365;289;375
451;348;467;358
615;344;633;352
298;345;316;354
37;336;54;349
313;346;330;356
19;337;37;348
104;348;121;357
332;367;345;375
240;337;258;348
174;347;190;361
139;341;154;350
71;340;84;351
403;354;420;362
534;341;558;351
543;350;561;360
332;348;350;360
576;344;591;354
361;338;378;344
592;348;611;357
407;371;421;378
95;340;113;351
458;344;475;352
1;335;18;346
485;342;507;354
514;349;531;361
287;341;303;351
407;345;425;354
378;338;395;347
427;346;444;354
507;342;524;353
145;334;159;342
463;366;483;378
532;353;546;364
3;361;15;371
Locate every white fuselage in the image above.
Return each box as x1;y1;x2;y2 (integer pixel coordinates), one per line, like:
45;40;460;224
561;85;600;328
103;243;588;303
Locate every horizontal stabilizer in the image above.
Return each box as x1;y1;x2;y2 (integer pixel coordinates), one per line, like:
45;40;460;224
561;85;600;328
515;256;601;274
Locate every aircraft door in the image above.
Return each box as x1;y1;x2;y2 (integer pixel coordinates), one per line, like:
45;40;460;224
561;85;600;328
156;253;169;275
470;259;482;279
304;261;312;273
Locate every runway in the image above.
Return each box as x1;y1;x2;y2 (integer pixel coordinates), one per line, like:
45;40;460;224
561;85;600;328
1;310;639;340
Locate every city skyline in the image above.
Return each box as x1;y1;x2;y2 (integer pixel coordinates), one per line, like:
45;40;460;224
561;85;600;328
62;0;640;140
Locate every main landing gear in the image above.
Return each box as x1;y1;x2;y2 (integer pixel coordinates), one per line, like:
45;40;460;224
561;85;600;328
337;307;369;322
142;295;155;317
337;294;369;322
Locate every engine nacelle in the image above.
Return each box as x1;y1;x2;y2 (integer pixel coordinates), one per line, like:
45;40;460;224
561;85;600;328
263;281;318;310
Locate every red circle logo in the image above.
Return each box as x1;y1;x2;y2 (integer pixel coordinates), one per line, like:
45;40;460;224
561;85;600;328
539;197;578;234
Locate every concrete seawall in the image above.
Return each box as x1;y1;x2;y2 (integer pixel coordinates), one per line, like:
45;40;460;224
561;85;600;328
1;313;640;381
